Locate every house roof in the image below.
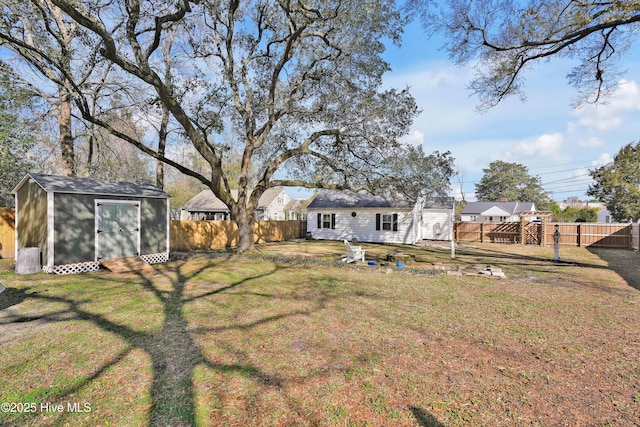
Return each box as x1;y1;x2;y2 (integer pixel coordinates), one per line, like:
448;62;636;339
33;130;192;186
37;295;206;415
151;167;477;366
307;190;415;209
182;187;288;212
284;197;313;212
256;187;287;209
462;201;535;215
12;173;169;199
423;198;455;209
182;189;238;211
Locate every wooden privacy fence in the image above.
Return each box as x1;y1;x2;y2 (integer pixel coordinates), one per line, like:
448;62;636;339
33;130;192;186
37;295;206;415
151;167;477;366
171;220;307;251
0;208;15;259
454;221;638;249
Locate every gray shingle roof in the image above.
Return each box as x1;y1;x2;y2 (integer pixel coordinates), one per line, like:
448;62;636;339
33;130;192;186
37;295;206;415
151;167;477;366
308;190;414;209
182;189;238;211
14;173;169;198
181;187;288;211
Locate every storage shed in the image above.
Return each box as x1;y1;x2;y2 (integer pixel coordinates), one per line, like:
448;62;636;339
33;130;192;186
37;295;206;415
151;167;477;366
12;173;170;274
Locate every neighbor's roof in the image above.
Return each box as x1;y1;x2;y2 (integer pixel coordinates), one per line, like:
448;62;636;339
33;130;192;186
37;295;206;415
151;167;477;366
12;173;169;198
308;190;415;209
461;201;535;215
182;187;288;212
182;189;238;211
257;187;287;208
284;197;314;212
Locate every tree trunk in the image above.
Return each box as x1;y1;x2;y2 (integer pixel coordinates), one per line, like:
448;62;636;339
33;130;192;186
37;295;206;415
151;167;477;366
231;201;254;253
156;105;169;189
58;86;75;176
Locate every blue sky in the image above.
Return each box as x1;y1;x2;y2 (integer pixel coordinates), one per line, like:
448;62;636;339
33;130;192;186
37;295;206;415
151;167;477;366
382;18;640;202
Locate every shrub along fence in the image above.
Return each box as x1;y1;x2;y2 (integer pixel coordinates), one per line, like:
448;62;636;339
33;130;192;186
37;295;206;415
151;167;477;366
0;208;15;259
170;220;307;252
454;220;639;250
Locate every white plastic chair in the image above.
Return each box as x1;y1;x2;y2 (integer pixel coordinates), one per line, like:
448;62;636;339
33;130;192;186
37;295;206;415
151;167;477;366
342;239;365;263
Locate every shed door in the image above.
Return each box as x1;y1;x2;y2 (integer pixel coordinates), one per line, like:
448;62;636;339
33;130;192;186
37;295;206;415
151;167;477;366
96;201;140;260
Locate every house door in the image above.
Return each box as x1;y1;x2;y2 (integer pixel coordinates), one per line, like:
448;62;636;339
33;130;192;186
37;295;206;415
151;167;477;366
95;200;141;260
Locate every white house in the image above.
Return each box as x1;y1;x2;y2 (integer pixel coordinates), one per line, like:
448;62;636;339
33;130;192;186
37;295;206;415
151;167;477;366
180;187;291;221
598;208;613;223
461;202;536;223
254;187;291;220
306;190;454;244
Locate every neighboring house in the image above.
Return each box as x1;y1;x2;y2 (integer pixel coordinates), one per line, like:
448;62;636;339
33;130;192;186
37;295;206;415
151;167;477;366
180;189;238;220
284;197;312;220
254;187;291;220
12;173;170;274
555;200;617;223
306;190;454;244
598;207;613;223
180;187;291;221
461;202;537;223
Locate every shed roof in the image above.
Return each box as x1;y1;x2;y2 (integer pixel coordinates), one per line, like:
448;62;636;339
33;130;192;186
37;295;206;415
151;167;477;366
13;173;169;199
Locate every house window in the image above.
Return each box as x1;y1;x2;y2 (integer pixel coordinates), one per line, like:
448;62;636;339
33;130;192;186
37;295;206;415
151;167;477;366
500;216;507;222
382;214;393;230
317;213;336;229
376;213;398;231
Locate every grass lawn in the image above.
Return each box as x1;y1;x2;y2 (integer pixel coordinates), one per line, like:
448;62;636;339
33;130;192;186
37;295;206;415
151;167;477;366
1;241;639;426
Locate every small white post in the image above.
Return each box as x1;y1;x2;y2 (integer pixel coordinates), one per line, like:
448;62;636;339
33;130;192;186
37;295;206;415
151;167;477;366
450;203;456;259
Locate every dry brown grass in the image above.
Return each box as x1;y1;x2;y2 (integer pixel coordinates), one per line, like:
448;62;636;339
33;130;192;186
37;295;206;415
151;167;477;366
0;241;639;426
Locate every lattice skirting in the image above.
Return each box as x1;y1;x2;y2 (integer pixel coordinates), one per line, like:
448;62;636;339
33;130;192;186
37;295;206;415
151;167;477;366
140;252;169;264
46;253;168;274
46;261;101;275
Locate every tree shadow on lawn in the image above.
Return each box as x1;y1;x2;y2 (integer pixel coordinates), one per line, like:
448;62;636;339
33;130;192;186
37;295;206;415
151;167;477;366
409;406;445;427
453;243;611;270
587;247;640;291
0;257;333;426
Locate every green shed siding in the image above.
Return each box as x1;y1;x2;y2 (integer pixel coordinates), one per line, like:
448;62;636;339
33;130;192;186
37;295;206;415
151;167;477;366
53;193;97;264
140;198;168;254
53;193;168;264
16;180;48;262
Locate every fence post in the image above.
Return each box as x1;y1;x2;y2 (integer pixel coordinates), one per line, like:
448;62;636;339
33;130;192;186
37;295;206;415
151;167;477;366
520;216;525;246
480;222;484;243
577;223;582;247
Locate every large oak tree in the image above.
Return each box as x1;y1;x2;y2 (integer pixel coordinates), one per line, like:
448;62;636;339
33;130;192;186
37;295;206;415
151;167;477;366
3;0;453;252
408;0;640;110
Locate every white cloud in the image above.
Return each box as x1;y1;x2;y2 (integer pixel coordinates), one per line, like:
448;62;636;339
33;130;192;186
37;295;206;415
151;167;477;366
593;153;613;167
578;136;603;148
497;133;564;163
570;80;640;132
401;130;425;146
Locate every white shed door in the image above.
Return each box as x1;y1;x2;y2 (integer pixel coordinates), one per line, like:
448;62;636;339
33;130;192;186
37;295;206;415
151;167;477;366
422;211;452;240
96;201;140;260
